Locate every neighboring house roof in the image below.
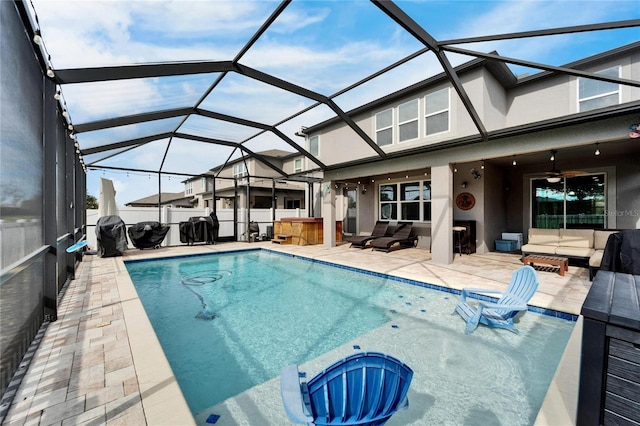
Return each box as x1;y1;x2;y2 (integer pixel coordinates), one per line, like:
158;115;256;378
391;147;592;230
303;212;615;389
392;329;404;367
211;148;297;170
125;192;193;207
181;149;298;184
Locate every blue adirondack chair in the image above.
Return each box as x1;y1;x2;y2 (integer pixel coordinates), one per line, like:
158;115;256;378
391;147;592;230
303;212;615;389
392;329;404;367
453;265;539;334
280;352;414;425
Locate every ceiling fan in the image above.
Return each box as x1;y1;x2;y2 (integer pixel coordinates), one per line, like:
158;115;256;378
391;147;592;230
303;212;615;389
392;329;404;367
544;150;586;182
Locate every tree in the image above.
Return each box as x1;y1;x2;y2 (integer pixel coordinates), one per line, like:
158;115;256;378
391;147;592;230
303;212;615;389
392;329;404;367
87;194;98;209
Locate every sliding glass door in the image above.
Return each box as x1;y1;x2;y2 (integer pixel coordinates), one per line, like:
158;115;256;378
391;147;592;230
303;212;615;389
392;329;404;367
531;174;605;229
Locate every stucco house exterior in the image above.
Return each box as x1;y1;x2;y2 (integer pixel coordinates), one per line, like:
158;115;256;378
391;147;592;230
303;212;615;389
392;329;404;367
302;42;640;265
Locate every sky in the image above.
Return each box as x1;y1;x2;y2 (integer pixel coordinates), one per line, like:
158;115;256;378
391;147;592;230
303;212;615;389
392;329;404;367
29;0;639;205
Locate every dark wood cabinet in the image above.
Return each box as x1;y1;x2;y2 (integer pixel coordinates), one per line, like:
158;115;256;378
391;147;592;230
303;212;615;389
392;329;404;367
453;220;476;254
578;271;640;425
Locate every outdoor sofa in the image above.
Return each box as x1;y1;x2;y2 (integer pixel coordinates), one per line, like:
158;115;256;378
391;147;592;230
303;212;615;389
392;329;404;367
520;228;620;280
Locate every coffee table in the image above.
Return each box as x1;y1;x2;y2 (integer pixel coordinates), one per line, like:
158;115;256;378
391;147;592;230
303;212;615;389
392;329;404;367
523;254;569;276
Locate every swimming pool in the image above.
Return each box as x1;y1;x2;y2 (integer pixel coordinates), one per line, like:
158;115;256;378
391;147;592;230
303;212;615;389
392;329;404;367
125;249;575;424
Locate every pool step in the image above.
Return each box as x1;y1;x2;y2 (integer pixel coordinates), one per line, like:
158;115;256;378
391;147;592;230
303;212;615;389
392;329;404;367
271;234;293;245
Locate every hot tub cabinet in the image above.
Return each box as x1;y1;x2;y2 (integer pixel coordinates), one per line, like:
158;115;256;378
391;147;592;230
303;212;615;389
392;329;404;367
272;218;342;245
578;271;640;425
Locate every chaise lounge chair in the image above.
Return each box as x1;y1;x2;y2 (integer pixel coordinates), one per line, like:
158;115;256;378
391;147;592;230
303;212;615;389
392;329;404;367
281;352;413;425
369;222;416;252
345;220;389;249
453;265;539;334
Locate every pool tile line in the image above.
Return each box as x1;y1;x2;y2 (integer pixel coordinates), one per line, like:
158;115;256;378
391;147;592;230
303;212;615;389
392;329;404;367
122;247;260;265
263;248;578;322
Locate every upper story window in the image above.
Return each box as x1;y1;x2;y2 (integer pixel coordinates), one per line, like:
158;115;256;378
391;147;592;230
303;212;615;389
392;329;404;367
425;87;449;136
233;163;247;178
309;135;319;157
294;158;302;173
398;99;419;143
200;177;206;191
185;181;193;195
579;66;620;112
375;108;393;146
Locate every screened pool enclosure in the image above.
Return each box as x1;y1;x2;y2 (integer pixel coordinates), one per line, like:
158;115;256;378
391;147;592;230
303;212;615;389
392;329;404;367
1;0;639;406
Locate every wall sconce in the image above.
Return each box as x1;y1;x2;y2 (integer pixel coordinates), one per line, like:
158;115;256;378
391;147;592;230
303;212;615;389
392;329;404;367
33;30;43;46
471;168;481;180
361;185;367;195
460;181;467;188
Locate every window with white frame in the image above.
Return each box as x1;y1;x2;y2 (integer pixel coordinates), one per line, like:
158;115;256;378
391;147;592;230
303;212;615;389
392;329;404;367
425;87;449;136
398;99;419;142
309;135;319;156
379;179;431;221
200;177;206;191
185;181;193;195
375;108;393;146
294;158;302;173
233;163;247;178
579;66;620;112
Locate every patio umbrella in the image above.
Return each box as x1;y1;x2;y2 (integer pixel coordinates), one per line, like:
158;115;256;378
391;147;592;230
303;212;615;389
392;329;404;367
98;178;117;217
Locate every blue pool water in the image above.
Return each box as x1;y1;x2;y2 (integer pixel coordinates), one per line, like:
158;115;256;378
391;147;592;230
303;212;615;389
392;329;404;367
125;249;575;424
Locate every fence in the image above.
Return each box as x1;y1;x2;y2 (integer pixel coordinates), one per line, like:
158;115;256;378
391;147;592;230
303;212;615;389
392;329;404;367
83;207;306;250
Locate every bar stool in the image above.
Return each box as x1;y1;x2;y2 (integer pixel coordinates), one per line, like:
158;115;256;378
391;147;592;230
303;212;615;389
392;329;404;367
452;226;467;256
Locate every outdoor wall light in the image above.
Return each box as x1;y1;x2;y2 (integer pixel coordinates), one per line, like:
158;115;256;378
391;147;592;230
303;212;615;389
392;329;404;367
460;181;468;188
512;156;517;166
471;168;481;180
595;143;600;156
480;160;485;170
453;163;458;173
33;31;43;46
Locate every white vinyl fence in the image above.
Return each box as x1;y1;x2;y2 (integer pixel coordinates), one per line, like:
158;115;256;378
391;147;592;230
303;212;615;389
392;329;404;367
85;207;306;250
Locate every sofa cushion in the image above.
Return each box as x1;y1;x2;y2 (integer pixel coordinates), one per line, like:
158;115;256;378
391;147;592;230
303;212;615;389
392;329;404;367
594;230;618;250
559;229;594;248
556;246;595;257
528;228;560;246
521;244;558;255
589;250;604;267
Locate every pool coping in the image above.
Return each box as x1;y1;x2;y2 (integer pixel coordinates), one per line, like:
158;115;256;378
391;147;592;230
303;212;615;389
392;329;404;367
115;257;196;425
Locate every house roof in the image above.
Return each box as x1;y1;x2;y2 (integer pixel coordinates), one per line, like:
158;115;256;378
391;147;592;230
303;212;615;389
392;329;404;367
125;192;193;207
